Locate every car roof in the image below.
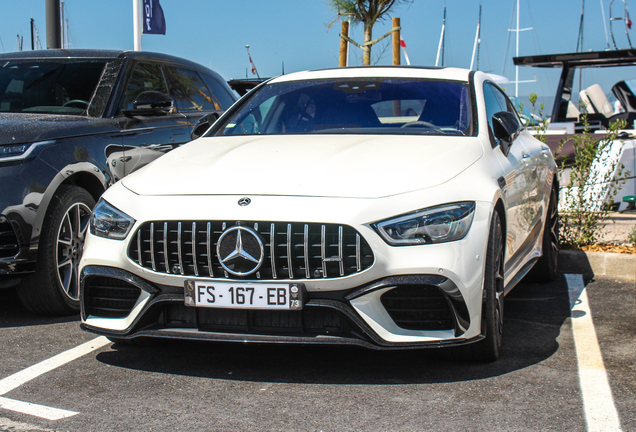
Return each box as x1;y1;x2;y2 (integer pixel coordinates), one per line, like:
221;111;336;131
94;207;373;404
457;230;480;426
0;49;217;75
268;66;473;84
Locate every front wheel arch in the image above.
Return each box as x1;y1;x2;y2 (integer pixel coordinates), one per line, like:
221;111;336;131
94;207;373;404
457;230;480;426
30;166;107;247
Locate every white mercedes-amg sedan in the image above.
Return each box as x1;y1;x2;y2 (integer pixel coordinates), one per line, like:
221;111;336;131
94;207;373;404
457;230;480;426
79;67;558;361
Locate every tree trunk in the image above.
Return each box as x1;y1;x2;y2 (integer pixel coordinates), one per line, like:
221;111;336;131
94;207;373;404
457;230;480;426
363;23;372;65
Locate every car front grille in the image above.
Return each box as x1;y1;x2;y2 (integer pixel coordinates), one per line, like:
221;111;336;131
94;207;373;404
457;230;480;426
128;221;374;280
163;303;349;335
0;216;19;259
84;276;141;318
380;285;454;331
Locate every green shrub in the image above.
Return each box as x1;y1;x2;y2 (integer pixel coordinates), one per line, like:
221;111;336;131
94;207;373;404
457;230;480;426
556;116;628;247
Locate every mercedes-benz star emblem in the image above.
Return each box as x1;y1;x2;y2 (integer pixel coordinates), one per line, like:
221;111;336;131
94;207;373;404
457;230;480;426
238;197;251;206
216;226;264;276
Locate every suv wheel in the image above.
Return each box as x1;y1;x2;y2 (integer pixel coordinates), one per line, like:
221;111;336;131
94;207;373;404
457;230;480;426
19;186;95;315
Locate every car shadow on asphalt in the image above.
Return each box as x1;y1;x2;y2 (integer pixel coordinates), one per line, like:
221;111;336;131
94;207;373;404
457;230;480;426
94;274;574;385
0;287;78;327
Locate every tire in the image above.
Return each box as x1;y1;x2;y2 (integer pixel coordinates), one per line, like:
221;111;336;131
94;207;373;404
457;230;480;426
18;186;95;315
528;185;559;282
446;211;505;362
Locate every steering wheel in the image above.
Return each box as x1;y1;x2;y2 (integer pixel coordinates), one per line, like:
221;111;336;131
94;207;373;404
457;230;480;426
62;100;89;109
400;121;444;134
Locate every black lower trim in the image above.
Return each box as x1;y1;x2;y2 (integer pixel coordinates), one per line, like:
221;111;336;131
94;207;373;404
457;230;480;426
81;322;484;351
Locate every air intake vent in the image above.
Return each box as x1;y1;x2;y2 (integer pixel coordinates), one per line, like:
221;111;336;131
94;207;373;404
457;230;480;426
85;277;141;318
0;216;19;259
381;285;454;331
128;221;374;280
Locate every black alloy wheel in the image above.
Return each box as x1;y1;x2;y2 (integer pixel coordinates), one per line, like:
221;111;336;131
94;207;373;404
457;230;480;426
19;186;96;315
448;211;505;362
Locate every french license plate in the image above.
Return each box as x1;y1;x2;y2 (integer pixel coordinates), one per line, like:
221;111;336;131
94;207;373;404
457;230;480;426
184;280;303;310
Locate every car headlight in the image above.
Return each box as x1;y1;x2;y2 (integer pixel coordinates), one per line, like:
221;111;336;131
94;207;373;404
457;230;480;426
90;199;135;240
0;141;54;162
374;202;476;246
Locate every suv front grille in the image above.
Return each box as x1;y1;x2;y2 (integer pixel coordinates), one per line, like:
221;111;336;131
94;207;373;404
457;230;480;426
0;216;19;259
381;285;454;331
128;221;374;280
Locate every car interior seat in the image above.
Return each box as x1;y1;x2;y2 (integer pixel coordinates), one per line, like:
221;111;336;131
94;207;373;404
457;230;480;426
313;102;381;131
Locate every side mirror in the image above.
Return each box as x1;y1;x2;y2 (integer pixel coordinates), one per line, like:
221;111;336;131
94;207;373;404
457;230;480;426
123;91;173;116
492;111;522;156
191;112;221;140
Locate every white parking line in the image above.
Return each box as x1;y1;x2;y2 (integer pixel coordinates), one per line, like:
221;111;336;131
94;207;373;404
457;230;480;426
0;397;77;421
0;336;109;420
565;273;623;432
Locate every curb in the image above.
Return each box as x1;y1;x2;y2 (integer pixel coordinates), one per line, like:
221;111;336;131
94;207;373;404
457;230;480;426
559;250;636;280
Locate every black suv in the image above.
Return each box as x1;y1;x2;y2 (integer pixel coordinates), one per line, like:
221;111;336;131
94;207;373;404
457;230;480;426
0;49;237;315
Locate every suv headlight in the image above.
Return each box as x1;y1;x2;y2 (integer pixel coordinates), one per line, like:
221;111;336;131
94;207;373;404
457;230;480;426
0;140;54;162
90;199;135;240
374;202;476;246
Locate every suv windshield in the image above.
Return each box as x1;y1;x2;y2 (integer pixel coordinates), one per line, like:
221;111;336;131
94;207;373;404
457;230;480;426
214;78;473;136
0;59;107;115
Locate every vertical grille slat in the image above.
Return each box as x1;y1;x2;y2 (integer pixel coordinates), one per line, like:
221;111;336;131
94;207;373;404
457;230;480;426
163;222;170;274
320;225;327;279
270;223;277;279
177;222;184;275
191;222;199;277
129;220;373;280
206;222;214;277
149;223;156;271
338;225;344;277
136;229;142;266
355;233;361;272
303;224;310;279
286;224;294;279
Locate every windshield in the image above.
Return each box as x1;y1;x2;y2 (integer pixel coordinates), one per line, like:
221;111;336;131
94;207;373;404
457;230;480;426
0;59;107;115
213;78;474;136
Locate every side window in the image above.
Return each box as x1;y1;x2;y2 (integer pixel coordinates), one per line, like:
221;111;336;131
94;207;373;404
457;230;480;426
483;84;506;138
121;62;169;111
199;74;236;110
165;66;212;112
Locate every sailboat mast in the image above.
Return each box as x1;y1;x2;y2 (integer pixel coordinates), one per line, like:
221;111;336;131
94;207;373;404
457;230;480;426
600;0;611;49
576;0;585;52
435;6;446;67
516;0;520;97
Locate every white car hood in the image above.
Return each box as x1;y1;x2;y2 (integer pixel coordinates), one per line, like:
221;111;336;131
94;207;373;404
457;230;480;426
122;135;483;199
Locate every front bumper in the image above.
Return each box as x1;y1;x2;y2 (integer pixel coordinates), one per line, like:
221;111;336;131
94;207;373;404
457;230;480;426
80;266;482;350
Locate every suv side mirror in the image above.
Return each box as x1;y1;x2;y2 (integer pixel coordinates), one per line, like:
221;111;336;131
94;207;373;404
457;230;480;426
492;111;522;156
123;91;173;116
191;112;221;140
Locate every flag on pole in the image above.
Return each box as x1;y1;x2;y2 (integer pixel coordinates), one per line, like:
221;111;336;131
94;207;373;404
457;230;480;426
400;37;411;66
142;0;166;35
249;54;258;76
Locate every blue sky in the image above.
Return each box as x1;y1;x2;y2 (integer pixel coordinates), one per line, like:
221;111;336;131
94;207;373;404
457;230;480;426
1;0;634;109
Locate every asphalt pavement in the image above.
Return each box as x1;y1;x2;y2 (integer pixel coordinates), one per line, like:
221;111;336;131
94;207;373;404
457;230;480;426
0;264;634;431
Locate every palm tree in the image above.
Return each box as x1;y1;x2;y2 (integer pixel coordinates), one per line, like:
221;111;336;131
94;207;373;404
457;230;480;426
327;0;410;65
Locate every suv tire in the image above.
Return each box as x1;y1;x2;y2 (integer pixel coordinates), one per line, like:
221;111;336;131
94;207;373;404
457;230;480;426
19;186;95;315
